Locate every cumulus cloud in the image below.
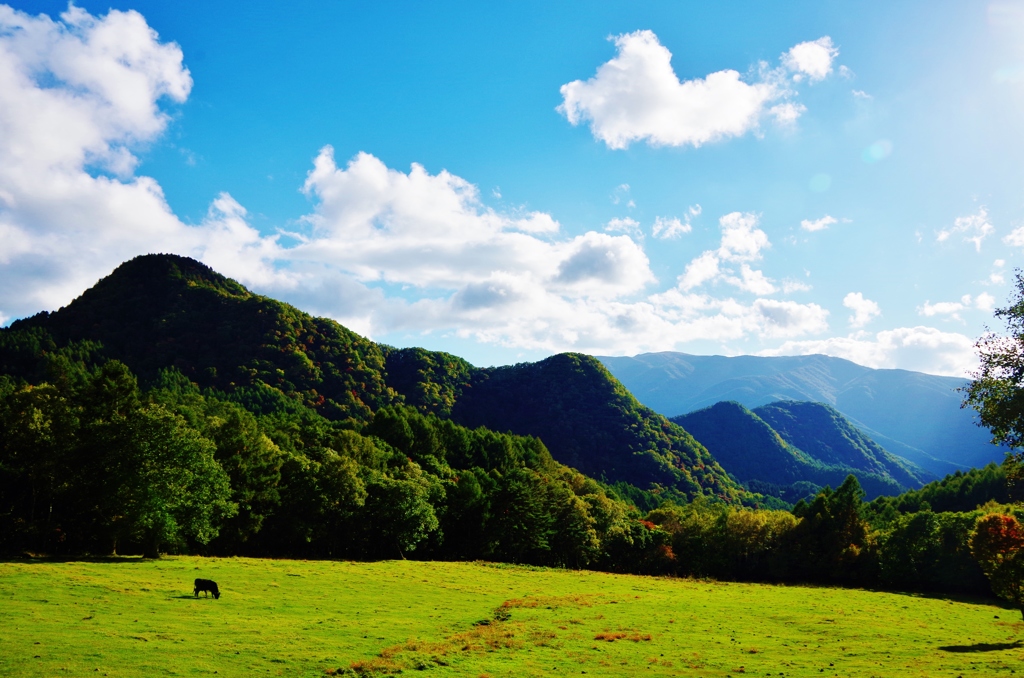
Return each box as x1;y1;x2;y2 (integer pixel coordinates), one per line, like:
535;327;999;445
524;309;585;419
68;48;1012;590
782;37;839;82
801;215;837;232
769;102;806;125
0;4;289;320
718;211;770;261
0;6;839;359
843;292;880;328
558;30;836;149
917;293;996;321
937;207;994;251
676;211;776;296
762;326;978;377
724;264;777;296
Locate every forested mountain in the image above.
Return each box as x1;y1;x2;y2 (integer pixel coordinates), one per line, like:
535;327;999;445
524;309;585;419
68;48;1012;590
753;401;927;488
599;352;1002;476
8;254;396;424
674;401;925;501
447;353;741;502
1;255;747;510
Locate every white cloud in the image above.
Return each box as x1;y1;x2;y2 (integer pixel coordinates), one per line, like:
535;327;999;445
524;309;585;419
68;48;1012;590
843;292;880;328
800;215;838;232
610;183;635;207
975;292;996;311
513;211;560;234
605;216;642;239
651;204;700;240
724;264;777;296
0;6;847;359
769;102;806;124
937;207;994;251
852;89;872;99
916;293;995;321
297;147;656;301
988;259;1006;285
678;250;721;291
558;30;811;149
762;327;978;377
651;216;690;239
783;37;839;82
782;279;812;293
718;211;770;261
918;300;966;319
676;211;774;296
0;4;289;320
1004;225;1024;247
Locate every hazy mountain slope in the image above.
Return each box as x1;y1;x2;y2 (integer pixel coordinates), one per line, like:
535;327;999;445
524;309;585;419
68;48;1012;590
599;352;1001;475
673;401;913;500
752;401;928;487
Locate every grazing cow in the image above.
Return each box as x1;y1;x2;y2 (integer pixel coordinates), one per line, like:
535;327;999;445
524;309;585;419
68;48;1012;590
193;578;220;599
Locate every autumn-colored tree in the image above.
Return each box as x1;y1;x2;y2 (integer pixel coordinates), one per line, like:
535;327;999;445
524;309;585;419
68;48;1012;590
970;513;1024;619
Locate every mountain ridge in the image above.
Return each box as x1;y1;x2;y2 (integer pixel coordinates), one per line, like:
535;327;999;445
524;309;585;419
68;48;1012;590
2;254;747;504
599;351;1001;476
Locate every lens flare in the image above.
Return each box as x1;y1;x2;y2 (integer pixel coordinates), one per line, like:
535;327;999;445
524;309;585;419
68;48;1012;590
862;140;892;163
809;173;832;192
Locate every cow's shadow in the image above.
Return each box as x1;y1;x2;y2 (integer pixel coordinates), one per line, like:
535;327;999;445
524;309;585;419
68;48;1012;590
174;595;222;600
939;640;1023;653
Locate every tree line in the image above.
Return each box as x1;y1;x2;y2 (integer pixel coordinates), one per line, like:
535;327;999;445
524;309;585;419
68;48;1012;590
3;349;1023;616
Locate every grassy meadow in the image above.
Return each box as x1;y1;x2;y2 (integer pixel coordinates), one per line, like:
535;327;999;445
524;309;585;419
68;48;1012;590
0;557;1021;677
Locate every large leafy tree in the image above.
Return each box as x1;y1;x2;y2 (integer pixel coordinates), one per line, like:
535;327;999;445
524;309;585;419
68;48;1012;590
82;362;235;557
970;513;1024;619
964;271;1024;450
963;271;1024;497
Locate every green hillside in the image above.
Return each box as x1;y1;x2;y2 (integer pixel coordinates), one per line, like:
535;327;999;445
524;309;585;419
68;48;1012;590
8;254;396;425
672;401;813;484
447;354;742;502
0;254;766;564
754;401;926;488
674;401;923;500
1;255;745;504
382;347;744;503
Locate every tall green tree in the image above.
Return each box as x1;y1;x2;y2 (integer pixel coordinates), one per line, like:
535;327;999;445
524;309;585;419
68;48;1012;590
789;475;869;583
82;362;236;557
0;383;79;551
964;271;1024;452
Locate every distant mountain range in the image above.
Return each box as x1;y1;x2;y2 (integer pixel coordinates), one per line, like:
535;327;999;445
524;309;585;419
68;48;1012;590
599;352;1004;477
4;255;1001;508
674;401;927;501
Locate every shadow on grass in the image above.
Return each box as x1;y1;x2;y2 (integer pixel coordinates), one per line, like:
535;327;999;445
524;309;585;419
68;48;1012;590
939;640;1023;653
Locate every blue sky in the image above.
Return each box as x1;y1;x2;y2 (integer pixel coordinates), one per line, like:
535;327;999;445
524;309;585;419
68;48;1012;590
2;1;1024;375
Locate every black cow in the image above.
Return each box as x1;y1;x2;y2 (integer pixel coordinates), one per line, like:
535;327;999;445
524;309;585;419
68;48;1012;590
193;578;220;599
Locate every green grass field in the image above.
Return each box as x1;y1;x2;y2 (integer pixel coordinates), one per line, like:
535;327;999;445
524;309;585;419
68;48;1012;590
0;557;1021;677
